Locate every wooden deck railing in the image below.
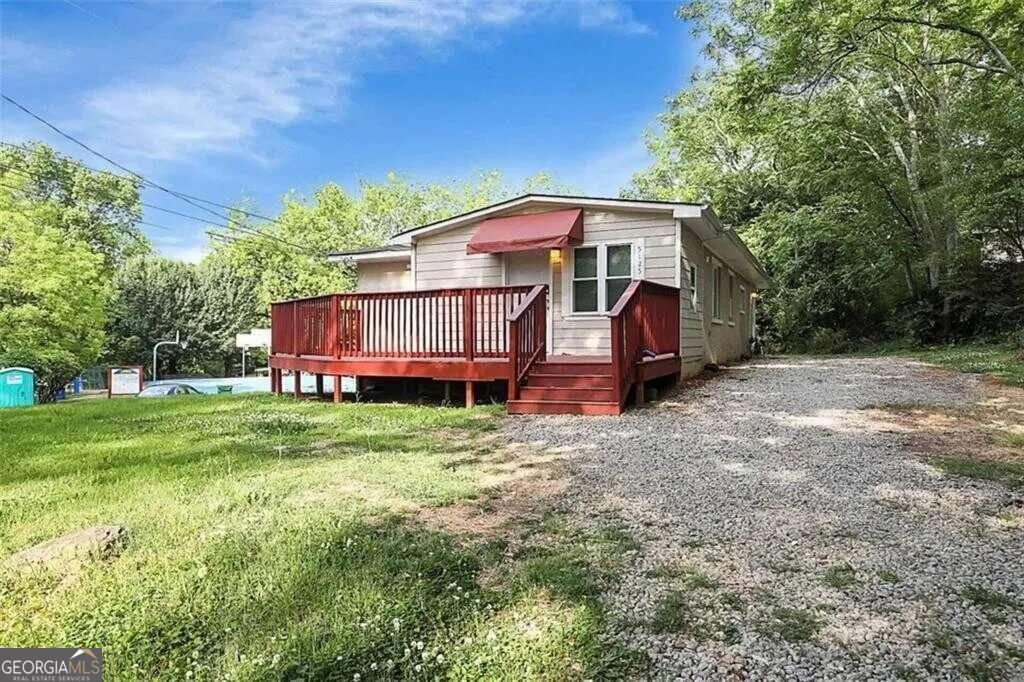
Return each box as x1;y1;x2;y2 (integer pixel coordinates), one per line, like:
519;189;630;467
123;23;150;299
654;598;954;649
507;284;548;400
609;280;681;405
270;285;534;361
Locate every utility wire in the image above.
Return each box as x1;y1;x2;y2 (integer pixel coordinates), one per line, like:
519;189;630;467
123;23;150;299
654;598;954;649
0;160;315;255
0;95;316;248
0;139;282;224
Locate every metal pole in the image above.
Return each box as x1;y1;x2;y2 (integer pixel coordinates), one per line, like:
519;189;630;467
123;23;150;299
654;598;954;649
152;331;182;382
241;346;247;378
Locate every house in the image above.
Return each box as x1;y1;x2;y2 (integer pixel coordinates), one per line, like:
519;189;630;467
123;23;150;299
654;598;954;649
268;194;769;415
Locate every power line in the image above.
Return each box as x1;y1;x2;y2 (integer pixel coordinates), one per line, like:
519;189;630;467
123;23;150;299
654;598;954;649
0;95;314;245
0;139;282;224
0;160;315;255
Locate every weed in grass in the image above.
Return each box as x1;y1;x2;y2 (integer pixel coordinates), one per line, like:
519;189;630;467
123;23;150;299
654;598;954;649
997;431;1024;449
962;585;1019;611
760;607;821;643
518;550;599;601
930;455;1024;490
718;591;746;610
650;591;695;634
878;570;902;584
647;563;718;590
821;563;859;589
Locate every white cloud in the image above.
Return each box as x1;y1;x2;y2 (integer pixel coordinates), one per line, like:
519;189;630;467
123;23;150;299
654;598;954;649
572;136;652;196
79;0;650;163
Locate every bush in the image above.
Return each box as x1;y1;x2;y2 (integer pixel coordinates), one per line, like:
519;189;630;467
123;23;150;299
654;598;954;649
808;328;850;355
0;348;80;403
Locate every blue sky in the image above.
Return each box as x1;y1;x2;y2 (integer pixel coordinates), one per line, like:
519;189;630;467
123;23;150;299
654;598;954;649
1;1;701;261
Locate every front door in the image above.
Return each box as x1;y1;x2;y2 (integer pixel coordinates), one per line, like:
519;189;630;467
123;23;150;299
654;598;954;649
504;250;554;353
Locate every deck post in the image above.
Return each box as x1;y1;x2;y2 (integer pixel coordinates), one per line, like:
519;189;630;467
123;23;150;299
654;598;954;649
465;381;475;408
315;374;324;396
462;289;475;362
333;375;343;403
293;371;301;398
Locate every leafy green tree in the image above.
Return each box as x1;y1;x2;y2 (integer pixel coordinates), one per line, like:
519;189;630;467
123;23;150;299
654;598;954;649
0;143;147;270
631;0;1024;349
105;255;202;378
210;171;574;310
0;191;108;401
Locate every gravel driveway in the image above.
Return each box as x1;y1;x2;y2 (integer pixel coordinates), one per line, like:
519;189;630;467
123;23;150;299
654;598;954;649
506;356;1024;680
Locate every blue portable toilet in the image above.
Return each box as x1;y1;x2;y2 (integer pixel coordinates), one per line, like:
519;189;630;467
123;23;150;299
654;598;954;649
0;367;35;409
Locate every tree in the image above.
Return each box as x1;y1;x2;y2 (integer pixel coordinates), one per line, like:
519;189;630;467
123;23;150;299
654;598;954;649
209;171;574;311
0;191;108;401
0;143;147;270
105;255;202;378
630;0;1024;349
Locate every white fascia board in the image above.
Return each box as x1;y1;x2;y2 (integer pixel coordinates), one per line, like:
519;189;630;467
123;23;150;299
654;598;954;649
326;249;411;264
393;195;701;244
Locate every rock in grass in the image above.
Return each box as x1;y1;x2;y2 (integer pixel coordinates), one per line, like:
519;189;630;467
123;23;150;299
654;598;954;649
7;525;128;571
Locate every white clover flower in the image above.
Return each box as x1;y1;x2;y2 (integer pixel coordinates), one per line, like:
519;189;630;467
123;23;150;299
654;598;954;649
392;618;401;630
352;674;360;681
370;662;378;671
436;654;444;664
414;664;422;672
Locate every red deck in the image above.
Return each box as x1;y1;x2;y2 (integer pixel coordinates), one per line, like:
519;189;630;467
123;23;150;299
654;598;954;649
269;282;682;414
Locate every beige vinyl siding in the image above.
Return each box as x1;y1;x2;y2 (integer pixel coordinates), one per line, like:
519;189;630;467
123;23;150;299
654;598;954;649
679;222;706;377
356;261;411;293
413;222;503;289
703;249;753;365
553;210;677;355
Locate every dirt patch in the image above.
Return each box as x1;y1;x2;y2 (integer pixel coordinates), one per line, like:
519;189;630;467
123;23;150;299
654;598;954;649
866;378;1024;466
417;440;570;540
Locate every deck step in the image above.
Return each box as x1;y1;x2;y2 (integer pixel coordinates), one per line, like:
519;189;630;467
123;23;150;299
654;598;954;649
507;399;622;416
518;386;617;402
531;361;613;375
526;373;614;389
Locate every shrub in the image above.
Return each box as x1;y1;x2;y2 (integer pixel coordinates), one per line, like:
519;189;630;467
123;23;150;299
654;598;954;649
808;328;850;355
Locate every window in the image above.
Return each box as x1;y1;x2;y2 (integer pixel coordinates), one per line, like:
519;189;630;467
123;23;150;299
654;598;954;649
712;263;722;321
688;264;698;309
572;246;598;313
571;242;634;313
728;273;736;324
739;285;747;315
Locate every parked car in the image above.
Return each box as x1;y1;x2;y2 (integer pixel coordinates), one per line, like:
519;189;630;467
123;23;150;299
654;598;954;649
138;383;202;398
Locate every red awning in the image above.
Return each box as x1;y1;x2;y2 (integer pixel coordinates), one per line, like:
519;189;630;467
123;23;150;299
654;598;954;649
465;208;583;254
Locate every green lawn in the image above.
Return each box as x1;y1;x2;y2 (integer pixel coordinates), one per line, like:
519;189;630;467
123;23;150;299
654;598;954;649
0;395;639;680
860;342;1024;387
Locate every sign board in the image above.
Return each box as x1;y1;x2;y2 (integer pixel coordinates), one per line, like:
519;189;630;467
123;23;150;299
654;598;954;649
6;373;23;385
235;328;271;349
108;366;144;397
340;375;357;393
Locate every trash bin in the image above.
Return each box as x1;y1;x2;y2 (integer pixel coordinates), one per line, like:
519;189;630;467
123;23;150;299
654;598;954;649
0;368;35;409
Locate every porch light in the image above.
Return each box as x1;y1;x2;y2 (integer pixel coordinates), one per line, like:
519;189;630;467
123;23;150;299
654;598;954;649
549;249;562;264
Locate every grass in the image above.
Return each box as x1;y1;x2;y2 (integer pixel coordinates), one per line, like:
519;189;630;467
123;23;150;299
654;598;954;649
861;341;1024;387
962;585;1019;611
0;395;642;680
821;563;859;590
759;607;822;643
647;563;718;589
929;455;1024;490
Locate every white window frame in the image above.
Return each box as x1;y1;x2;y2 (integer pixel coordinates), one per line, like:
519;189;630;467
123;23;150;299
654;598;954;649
688;263;698;310
566;240;640;316
728;272;736;325
711;261;723;323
